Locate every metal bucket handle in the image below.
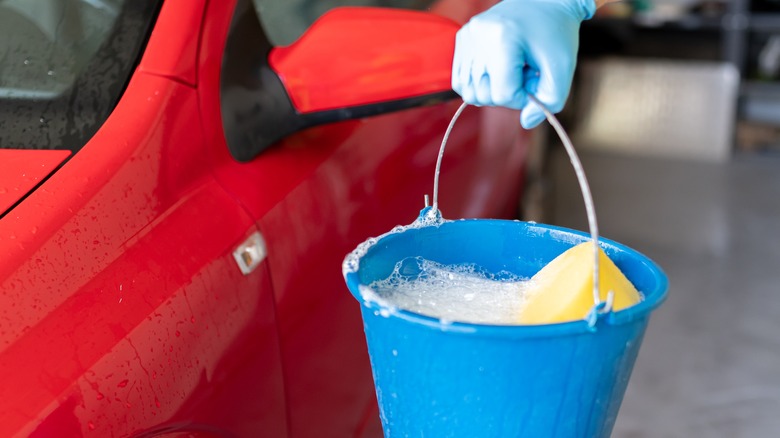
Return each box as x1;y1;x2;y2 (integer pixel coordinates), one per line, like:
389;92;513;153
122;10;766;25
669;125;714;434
429;99;614;326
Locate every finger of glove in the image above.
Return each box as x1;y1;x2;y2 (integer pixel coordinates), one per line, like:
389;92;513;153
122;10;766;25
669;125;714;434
474;72;494;106
520;67;546;129
484;37;527;110
452;27;468;95
520;102;546;129
521;44;574;128
453;26;482;104
470;38;493;106
526;42;574;114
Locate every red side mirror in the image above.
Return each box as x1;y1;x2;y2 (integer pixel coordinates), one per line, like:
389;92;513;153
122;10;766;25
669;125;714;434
269;7;459;114
220;4;460;162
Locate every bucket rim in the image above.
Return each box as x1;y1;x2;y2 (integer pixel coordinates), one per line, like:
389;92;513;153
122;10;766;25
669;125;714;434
344;219;669;339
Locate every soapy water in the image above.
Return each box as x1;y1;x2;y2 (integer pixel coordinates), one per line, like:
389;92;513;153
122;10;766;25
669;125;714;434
366;257;531;325
342;212;445;278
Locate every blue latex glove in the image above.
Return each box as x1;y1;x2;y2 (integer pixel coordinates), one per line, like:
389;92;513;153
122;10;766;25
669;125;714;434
452;0;596;129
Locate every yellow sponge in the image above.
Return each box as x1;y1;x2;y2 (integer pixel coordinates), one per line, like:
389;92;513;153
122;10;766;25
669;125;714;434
518;242;641;324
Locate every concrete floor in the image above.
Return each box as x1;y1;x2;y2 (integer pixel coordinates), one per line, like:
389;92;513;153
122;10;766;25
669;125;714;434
549;149;780;437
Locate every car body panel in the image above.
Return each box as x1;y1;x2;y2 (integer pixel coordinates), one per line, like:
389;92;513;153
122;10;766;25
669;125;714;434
0;0;527;436
0;72;286;437
199;1;527;435
0;149;71;216
251;103;528;437
137;0;207;86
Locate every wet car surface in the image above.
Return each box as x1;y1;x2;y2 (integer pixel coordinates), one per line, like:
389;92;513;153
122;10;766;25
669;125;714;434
0;0;528;435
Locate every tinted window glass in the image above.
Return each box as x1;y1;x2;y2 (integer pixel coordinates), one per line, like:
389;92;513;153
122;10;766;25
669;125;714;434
0;0;161;151
254;0;437;46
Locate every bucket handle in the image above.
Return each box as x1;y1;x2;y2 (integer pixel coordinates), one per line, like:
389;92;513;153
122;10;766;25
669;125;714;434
430;99;614;323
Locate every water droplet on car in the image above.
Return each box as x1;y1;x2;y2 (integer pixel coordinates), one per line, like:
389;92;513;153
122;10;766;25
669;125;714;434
117;379;129;388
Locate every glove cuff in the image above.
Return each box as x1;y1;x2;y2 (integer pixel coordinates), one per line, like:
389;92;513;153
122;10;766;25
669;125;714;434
498;0;597;22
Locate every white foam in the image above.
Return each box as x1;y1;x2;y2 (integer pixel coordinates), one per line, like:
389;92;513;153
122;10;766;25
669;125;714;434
341;210;447;277
367;257;531;325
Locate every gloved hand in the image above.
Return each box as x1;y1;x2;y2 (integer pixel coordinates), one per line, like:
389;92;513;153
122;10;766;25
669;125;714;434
452;0;596;129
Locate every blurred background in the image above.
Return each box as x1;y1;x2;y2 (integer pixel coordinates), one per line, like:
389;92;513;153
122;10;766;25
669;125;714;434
521;1;780;436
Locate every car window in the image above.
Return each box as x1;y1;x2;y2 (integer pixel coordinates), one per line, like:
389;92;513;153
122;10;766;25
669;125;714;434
253;0;437;46
0;0;161;151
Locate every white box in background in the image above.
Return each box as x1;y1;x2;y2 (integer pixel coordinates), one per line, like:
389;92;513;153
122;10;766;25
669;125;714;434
573;58;739;162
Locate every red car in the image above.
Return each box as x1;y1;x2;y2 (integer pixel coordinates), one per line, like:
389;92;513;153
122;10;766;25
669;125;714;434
0;0;529;436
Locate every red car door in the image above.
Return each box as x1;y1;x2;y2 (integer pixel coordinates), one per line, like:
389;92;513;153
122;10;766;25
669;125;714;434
0;0;530;435
198;1;530;436
0;1;287;436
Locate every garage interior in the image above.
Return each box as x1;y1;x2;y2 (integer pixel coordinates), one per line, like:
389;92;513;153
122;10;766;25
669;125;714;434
530;1;780;435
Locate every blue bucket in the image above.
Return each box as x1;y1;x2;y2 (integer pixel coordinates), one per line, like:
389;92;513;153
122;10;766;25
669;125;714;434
343;216;668;437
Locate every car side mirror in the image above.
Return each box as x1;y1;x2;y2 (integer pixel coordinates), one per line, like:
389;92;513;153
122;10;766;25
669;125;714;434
270;7;458;115
221;3;459;162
